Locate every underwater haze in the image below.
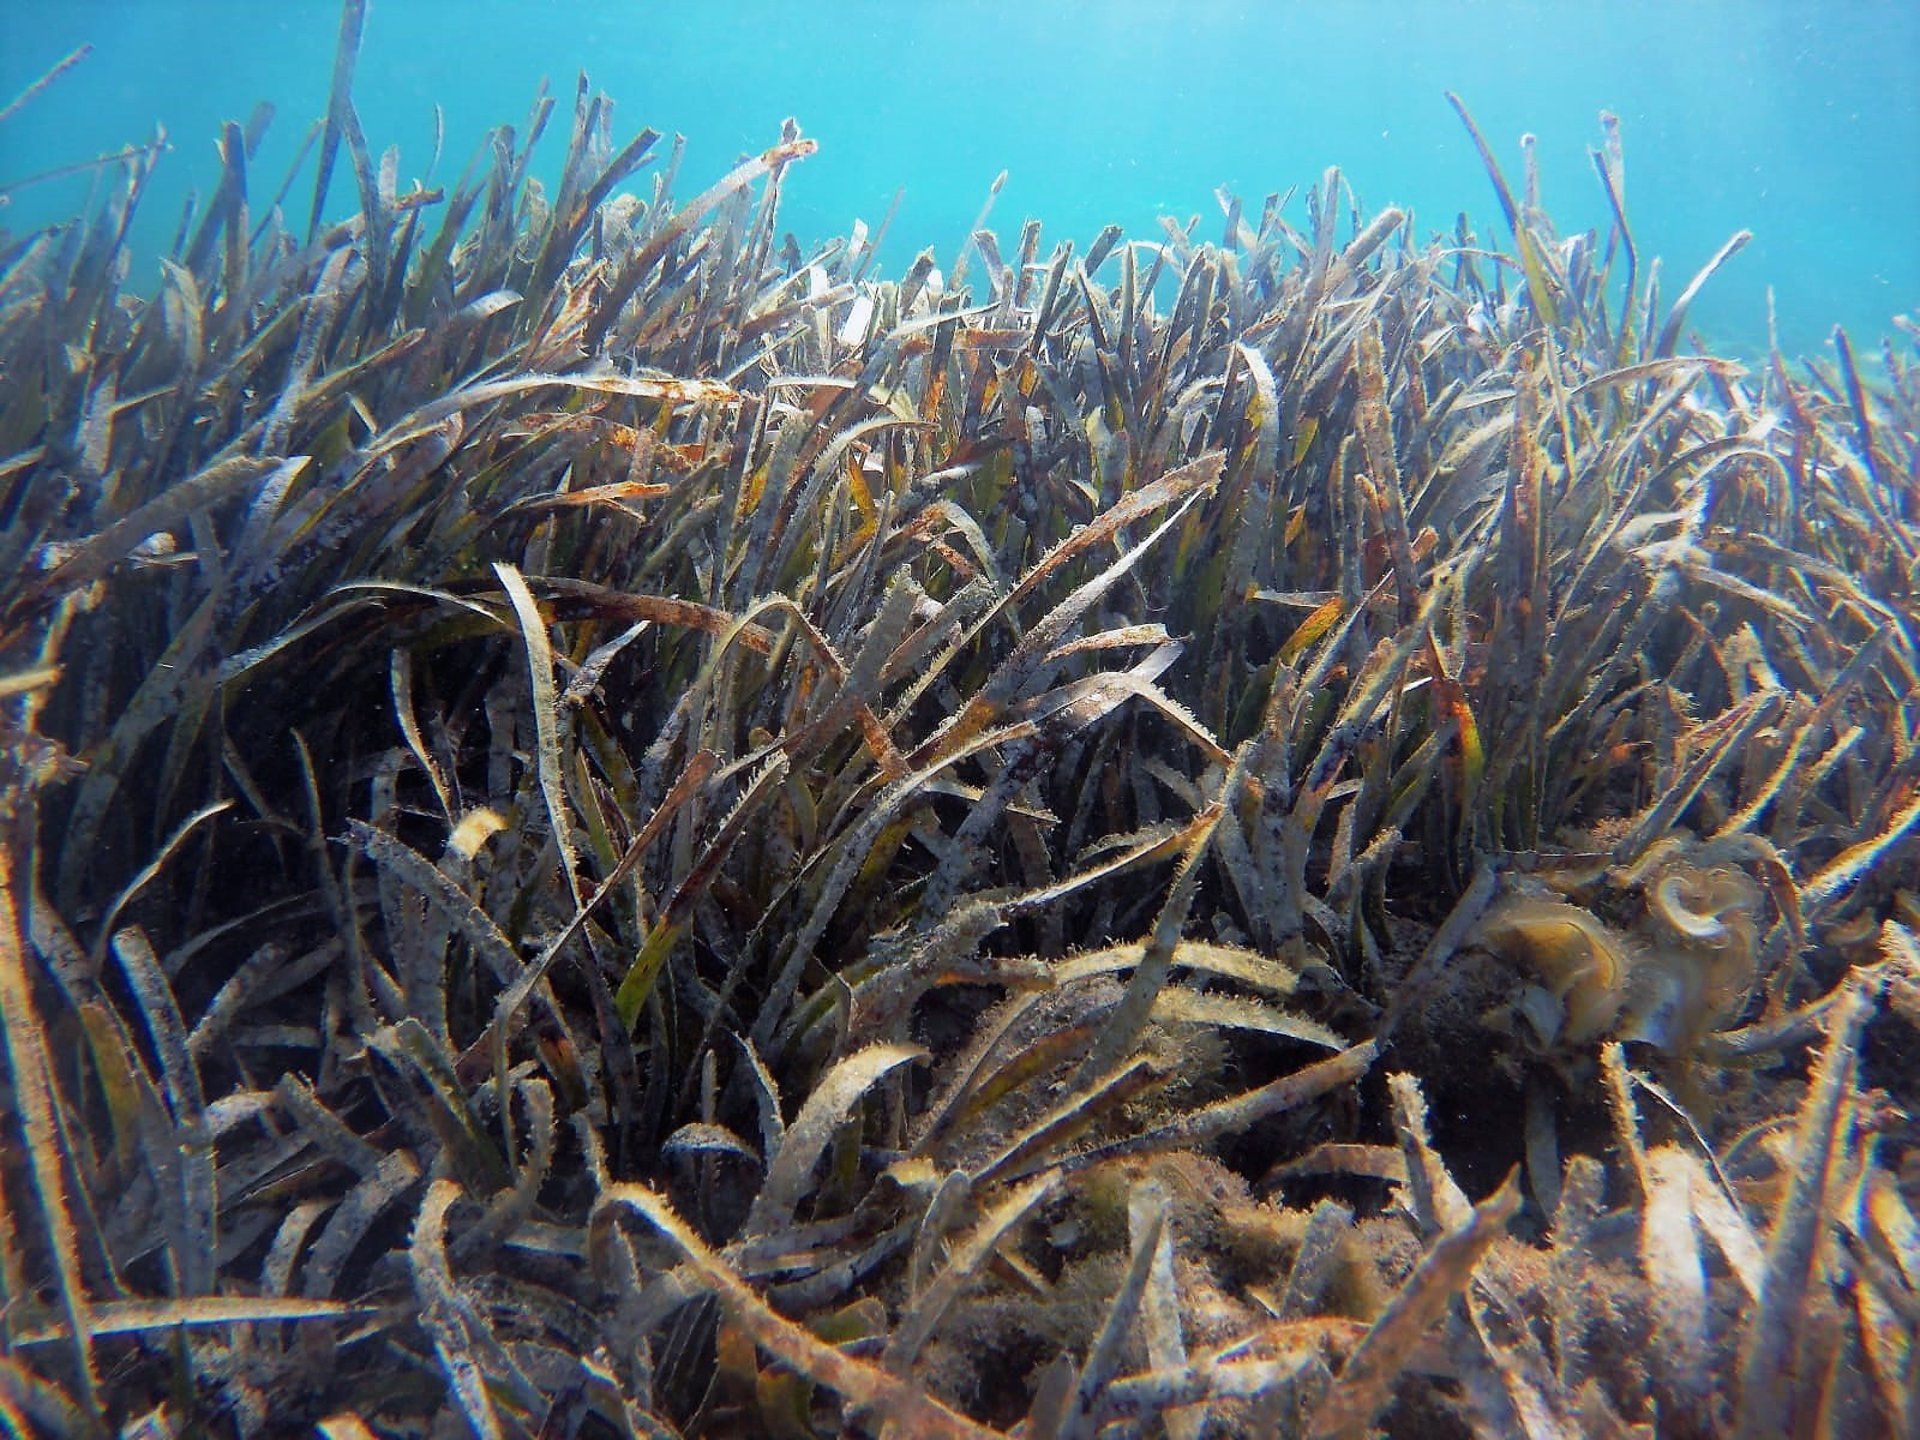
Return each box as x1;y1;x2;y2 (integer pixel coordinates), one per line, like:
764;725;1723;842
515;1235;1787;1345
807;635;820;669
3;0;1917;360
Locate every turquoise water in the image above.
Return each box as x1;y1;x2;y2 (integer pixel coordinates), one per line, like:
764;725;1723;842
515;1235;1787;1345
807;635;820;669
3;0;1915;360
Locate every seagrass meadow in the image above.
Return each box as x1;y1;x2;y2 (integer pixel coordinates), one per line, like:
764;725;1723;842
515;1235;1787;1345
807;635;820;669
4;7;1920;1438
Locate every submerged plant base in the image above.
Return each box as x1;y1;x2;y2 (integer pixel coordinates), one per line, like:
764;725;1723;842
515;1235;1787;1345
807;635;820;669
2;13;1919;1440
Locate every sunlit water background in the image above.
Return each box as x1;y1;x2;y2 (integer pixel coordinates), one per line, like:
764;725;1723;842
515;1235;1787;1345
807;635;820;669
3;0;1915;362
